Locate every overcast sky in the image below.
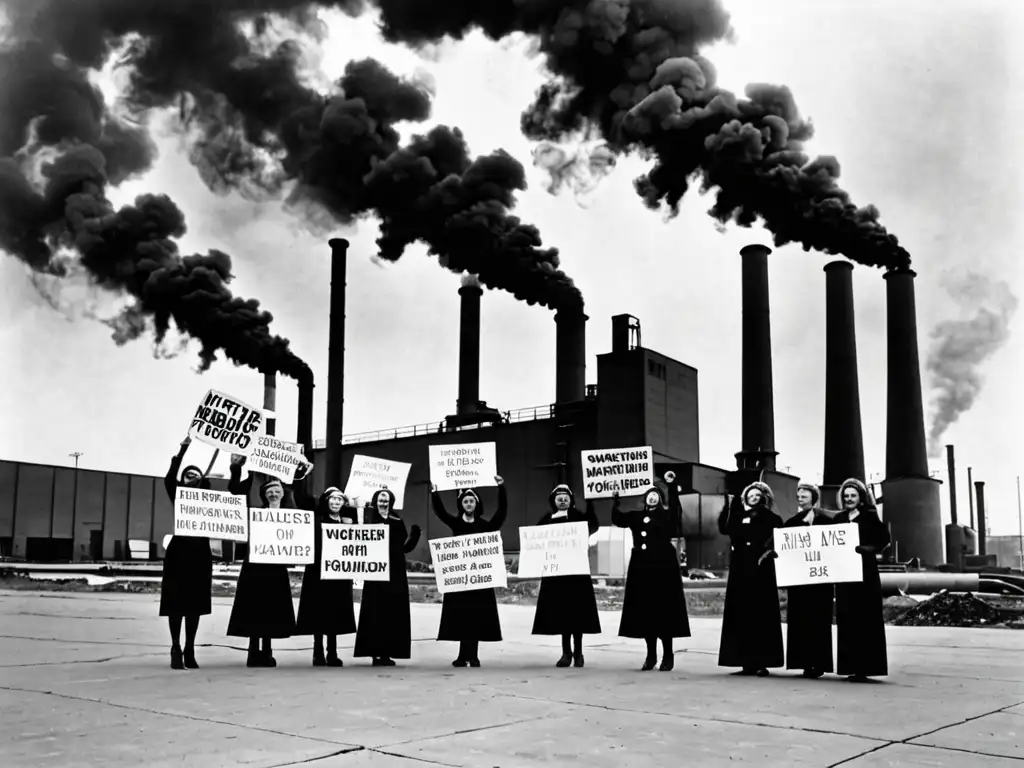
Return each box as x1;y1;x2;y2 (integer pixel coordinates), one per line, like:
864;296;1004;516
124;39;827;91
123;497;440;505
2;0;1022;534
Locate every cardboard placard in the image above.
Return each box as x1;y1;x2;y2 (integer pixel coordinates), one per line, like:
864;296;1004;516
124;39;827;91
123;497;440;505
581;446;654;499
344;455;411;510
517;522;591;578
321;524;391;581
773;523;863;587
248;508;314;564
428;531;508;594
428;442;498;491
188;389;265;455
174;487;248;542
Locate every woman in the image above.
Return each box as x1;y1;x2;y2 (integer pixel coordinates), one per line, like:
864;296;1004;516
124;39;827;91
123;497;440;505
159;435;213;670
612;484;690;671
294;487;358;667
227;454;313;667
430;476;507;667
834;477;890;683
783;482;835;679
353;488;421;666
717;480;784;677
531;484;602;668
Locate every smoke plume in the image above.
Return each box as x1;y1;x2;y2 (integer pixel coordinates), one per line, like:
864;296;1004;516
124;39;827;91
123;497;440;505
369;0;911;270
926;273;1018;457
532;140;617;207
0;0;582;312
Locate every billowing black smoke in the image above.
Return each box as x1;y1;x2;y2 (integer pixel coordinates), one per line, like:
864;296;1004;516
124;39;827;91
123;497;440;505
0;0;581;311
370;0;911;270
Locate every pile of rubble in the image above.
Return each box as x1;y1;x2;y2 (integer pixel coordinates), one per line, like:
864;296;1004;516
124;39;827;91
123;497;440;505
892;590;1008;628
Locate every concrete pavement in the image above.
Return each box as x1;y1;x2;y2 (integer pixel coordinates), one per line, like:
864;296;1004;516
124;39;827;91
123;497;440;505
0;590;1021;767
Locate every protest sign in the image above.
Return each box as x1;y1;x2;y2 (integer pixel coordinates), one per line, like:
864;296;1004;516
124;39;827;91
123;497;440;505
428;442;498;491
517;522;591;578
248;435;305;483
773;523;863;587
321;524;391;581
249;508;314;564
188;389;265;455
428;531;508;594
344;455;412;509
174;488;248;542
581;445;654;499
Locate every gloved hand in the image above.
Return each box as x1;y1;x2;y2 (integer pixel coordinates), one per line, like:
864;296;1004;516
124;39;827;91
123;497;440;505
855;545;875;555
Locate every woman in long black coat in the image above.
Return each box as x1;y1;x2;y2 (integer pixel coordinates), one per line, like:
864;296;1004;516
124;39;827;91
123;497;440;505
783;482;835;679
430;476;507;667
295;487;358;666
531;484;602;668
159;435;213;670
612;484;690;671
834;477;890;682
717;480;785;677
353;488;422;666
227;454;313;667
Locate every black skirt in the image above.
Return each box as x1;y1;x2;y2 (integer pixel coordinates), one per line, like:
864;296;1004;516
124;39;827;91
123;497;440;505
353;570;412;659
532;574;602;635
295;563;357;636
836;574;888;677
226;562;296;639
785;583;835;672
718;545;784;669
438;588;502;642
159;536;213;617
618;545;690;639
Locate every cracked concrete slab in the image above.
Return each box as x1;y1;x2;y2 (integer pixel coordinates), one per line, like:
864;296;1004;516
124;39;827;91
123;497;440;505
0;589;1022;768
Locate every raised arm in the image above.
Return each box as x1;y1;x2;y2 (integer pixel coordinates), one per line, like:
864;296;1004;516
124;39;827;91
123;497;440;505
487;482;508;532
430;490;458;529
583;499;600;535
404;523;422;554
610;495;630;529
290;462;316;511
718;494;741;536
227;456;253;498
163;439;189;501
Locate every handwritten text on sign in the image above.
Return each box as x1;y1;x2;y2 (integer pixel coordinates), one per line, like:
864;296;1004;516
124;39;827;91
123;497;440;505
428;532;508;594
249;436;305;483
581;445;654;499
188;389;264;455
773;523;863;587
249;508;314;564
321;524;390;581
174;488;248;542
344;455;411;510
428;442;497;491
517;522;591;578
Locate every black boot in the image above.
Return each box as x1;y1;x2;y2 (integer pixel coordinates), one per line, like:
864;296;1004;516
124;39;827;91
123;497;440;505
641;637;657;671
325;636;343;667
170;645;185;670
556;634;572;668
262;637;276;668
572;634;584;668
313;635;327;667
659;637;674;671
246;638;263;668
453;640;469;667
467;640;480;668
183;645;199;670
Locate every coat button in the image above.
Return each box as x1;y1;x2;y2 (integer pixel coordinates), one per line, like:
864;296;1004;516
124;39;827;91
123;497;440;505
643;516;650;524
641;531;647;537
641;544;647;550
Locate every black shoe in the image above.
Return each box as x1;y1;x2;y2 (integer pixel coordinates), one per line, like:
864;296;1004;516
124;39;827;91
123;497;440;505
847;674;870;683
573;653;584;668
246;651;263;668
731;668;756;676
659;654;674;672
452;658;468;668
556;653;572;668
469;658;481;668
755;668;769;677
326;654;344;668
313;651;327;667
170;646;185;670
802;668;824;679
641;656;657;671
183;648;199;669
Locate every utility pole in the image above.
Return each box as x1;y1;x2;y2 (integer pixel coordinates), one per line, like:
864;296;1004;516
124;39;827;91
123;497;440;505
69;452;83;563
1017;476;1022;571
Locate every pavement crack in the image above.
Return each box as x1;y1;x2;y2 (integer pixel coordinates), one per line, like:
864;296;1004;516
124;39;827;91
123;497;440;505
373;715;551;751
265;747;366;767
0;685;358;748
363;748;460;766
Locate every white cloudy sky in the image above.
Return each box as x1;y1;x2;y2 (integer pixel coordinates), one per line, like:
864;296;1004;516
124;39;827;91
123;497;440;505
2;0;1022;534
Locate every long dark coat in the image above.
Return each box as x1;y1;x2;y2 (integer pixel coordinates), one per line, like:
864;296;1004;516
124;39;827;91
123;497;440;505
834;500;890;677
717;488;785;670
431;485;508;642
531;493;602;636
613;488;690;639
353;503;421;659
294;494;358;637
225;466;307;639
783;509;836;673
159;449;213;617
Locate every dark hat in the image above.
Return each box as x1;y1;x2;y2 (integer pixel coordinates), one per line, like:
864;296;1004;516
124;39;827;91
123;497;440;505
548;484;576;512
642;484;669;509
797;482;821;505
180;464;204;482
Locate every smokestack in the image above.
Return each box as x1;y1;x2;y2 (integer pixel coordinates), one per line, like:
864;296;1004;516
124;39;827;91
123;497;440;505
822;260;866;489
263;371;276;438
975;480;987;555
325;238;348;489
968;466;975;529
735;244;777;471
946;445;958;526
555;308;588;404
297;379;314;457
881;268;943;565
457;274;483;415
